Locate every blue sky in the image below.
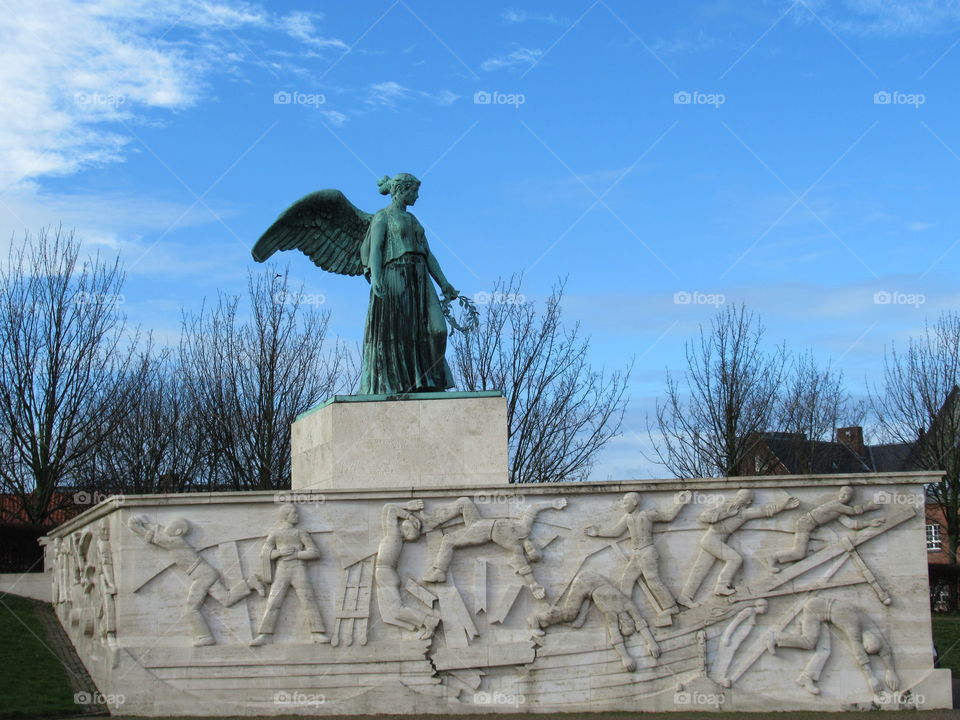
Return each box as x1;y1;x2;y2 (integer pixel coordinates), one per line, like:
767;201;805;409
1;0;958;480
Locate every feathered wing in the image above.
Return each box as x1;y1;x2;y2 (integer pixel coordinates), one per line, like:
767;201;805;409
252;189;372;276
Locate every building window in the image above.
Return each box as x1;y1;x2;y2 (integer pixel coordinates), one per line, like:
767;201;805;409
927;524;942;551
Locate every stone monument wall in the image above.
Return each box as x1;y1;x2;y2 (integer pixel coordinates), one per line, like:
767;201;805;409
45;472;948;715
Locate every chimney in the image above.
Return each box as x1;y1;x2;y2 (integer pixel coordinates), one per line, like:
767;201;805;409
836;426;865;456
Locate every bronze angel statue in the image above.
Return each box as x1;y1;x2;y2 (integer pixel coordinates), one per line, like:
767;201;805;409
253;173;475;395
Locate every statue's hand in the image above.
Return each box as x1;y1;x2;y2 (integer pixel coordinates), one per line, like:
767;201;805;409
442;284;459;300
372;279;385;298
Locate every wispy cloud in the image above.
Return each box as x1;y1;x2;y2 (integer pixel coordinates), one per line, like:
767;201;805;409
319;110;348;127
365;82;459;108
0;0;347;190
796;0;960;36
277;10;350;50
501;8;569;26
480;47;543;71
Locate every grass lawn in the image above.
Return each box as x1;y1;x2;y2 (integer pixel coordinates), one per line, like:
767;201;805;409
934;614;960;678
0;593;77;718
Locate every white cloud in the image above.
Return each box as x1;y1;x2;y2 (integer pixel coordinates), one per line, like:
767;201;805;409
0;182;220;257
434;89;460;106
500;9;569;25
278;10;350;50
365;82;459;109
797;0;960;36
0;0;347;190
480;47;542;72
366;81;412;108
319;110;348;127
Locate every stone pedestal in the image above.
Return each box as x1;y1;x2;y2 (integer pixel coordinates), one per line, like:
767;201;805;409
291;391;508;491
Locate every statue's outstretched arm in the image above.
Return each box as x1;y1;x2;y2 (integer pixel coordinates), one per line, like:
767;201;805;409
426;249;457;298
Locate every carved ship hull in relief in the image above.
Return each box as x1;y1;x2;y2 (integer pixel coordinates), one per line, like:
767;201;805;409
44;476;948;715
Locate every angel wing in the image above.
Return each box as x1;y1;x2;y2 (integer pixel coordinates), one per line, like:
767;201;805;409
252;189;372;276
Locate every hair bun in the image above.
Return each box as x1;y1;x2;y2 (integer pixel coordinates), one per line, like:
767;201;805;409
377;175;392;195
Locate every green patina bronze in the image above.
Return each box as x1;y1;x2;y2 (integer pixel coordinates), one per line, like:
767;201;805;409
252;174;477;395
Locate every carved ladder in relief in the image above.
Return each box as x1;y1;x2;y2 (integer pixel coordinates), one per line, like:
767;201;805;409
332;556;373;646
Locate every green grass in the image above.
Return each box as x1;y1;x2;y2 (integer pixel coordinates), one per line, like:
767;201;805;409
933;614;960;679
0;593;77;718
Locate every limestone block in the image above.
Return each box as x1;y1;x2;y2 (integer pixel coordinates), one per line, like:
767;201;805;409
291;392;508;491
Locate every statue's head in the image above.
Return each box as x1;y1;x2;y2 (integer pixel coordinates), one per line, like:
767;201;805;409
98;519;109;540
280;504;299;526
621;492;641;512
167;518;189;537
401;516;421;542
838;486;854;503
378;173;421;206
733;489;754;507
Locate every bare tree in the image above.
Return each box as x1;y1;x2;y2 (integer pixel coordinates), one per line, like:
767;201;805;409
75;349;215;495
776;351;865;474
647;304;787;478
0;228;143;525
450;276;629;483
871;312;960;607
179;270;351;490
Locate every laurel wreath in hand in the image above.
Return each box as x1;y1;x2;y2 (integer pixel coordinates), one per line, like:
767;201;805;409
440;294;480;334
